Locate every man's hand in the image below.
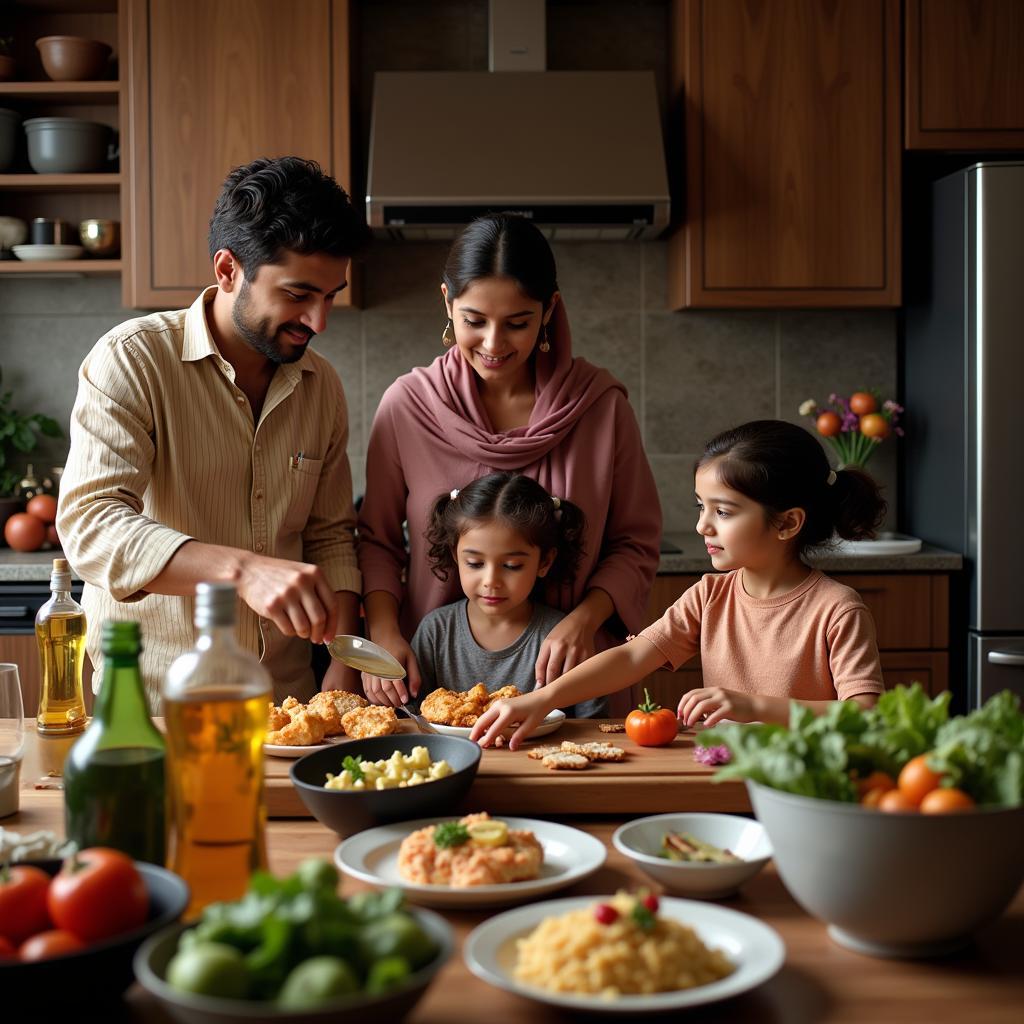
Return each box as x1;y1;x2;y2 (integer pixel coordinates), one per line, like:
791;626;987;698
235;553;339;644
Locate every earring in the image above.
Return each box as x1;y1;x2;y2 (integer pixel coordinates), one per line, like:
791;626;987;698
538;324;550;353
442;318;455;347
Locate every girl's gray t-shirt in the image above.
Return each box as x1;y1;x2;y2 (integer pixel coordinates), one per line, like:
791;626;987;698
410;599;605;718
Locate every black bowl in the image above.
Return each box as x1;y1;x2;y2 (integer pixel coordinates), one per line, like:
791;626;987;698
134;906;454;1024
289;734;482;837
0;858;189;1003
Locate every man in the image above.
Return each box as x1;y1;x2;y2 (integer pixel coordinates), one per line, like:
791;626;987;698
57;157;369;706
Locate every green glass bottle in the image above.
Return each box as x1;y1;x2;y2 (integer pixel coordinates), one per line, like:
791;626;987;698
63;621;167;864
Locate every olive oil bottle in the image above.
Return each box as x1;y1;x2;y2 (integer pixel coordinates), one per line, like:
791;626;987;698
35;557;87;736
163;582;272;916
63;620;166;863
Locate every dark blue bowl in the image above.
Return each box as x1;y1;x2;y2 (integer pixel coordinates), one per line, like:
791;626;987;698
289;733;482;837
0;858;189;1002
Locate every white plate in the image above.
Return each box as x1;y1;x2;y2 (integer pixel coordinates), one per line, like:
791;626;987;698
425;708;566;740
335;816;606;908
264;734;348;758
832;532;922;556
464;895;785;1013
12;244;84;261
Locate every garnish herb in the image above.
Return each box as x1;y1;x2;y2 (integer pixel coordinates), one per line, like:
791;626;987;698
433;822;470;849
342;756;364;782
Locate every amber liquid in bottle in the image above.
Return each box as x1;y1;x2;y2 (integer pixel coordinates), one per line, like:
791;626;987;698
36;559;88;736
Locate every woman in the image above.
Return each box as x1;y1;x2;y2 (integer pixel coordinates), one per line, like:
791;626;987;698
357;214;661;708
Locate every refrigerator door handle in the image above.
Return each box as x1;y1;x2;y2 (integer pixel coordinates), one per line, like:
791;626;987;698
987;650;1024;667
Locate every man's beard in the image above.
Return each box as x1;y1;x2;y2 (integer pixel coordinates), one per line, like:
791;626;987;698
231;280;313;365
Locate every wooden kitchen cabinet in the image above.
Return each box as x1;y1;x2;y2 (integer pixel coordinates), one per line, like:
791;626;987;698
121;0;354;309
632;572;952;709
906;0;1024;150
668;0;901;308
0;634;93;725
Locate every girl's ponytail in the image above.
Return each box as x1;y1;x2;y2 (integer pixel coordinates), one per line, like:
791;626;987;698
425;490;460;581
549;497;586;584
828;467;887;542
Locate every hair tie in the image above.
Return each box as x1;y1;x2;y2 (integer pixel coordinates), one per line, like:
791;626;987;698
450;488;460;500
826;470;837;486
551;496;561;509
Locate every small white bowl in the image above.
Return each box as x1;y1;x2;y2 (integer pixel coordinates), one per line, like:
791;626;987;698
12;243;84;261
612;813;772;899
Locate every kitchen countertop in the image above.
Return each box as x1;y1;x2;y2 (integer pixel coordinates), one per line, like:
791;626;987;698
0;536;963;583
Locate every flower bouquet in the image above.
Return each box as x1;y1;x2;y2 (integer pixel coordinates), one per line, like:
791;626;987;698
799;391;903;469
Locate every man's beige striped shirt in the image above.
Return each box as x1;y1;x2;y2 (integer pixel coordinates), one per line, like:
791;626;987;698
57;287;361;707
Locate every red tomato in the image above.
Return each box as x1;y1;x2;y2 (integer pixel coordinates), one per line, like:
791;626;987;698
815;411;842;437
625;689;679;747
920;787;975;814
47;849;148;943
855;771;896;799
859;413;890;440
878;789;918;813
897;754;944;807
0;935;17;960
849;392;877;415
3;512;46;552
0;864;52;945
19;930;85;962
26;494;58;525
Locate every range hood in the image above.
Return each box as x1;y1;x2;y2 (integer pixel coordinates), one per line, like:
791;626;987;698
365;70;671;241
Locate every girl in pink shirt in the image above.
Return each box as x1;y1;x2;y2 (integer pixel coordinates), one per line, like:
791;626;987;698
473;420;887;749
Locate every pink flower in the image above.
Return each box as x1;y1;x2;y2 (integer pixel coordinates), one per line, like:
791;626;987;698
694;744;731;766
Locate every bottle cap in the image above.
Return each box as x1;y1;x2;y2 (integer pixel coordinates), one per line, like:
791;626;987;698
49;557;72;592
101;619;142;656
195;582;238;628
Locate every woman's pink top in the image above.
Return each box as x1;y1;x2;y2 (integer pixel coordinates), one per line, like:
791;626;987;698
639;569;884;701
357;303;662;643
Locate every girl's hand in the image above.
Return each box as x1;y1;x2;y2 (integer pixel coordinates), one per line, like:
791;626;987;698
677;688;761;729
470;690;553;751
361;632;422;707
534;614;596;687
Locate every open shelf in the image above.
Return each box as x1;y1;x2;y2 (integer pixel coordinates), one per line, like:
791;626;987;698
0;259;121;274
0;173;120;191
0;81;119;103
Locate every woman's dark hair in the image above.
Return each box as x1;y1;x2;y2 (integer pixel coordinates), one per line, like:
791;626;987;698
208;156;370;276
442;213;558;309
425;472;585;585
697;420;886;553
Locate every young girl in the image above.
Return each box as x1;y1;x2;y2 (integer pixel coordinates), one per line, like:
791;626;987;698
472;420;888;749
409;472;603;717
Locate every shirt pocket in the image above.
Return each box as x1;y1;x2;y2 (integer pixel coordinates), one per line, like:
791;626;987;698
282;456;324;533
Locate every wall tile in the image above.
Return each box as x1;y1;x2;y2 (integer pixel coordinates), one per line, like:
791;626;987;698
362;242;449;312
642;241;670;312
312;310;365;454
551;242;643;310
0;277;127;316
649;453;703;535
566;309;642;415
644;311;776;454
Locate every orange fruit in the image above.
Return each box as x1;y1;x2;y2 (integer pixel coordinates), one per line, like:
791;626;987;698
849;391;877;415
859;413;890;439
878;789;918;813
897;754;944;806
3;512;46;552
816;411;842;437
855;771;896;799
26;494;58;524
860;787;889;809
920;787;975;814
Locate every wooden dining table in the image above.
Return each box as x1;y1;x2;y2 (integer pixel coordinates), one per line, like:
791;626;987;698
9;728;1023;1023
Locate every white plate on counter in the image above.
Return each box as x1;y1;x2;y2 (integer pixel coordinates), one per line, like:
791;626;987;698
12;244;84;261
464;895;785;1013
335;815;606;908
264;735;348;758
832;532;922;556
426;708;566;740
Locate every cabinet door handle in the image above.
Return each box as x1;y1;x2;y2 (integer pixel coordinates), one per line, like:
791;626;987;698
988;650;1024;667
0;606;30;618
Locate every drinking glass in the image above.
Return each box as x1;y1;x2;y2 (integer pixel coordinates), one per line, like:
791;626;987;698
0;663;25;817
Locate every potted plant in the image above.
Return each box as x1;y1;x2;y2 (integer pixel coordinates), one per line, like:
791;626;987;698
0;37;16;82
0;366;63;541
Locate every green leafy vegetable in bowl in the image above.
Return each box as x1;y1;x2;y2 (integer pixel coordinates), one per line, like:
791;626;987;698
164;859;438;1007
698;684;1024;807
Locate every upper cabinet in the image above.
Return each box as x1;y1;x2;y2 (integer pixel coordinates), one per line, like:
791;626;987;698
906;0;1024;150
122;0;353;309
668;0;900;309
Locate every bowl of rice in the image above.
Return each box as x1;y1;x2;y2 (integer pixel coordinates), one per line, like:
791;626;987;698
464;892;785;1013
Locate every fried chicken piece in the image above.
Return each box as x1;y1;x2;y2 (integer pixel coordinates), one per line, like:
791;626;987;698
267;707;327;746
267;702;290;732
420;688;467;725
341;705;398;739
307;690;370;736
282;695;304;716
485;685;521;707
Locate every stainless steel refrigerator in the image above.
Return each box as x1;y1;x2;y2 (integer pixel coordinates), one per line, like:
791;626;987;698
904;162;1024;709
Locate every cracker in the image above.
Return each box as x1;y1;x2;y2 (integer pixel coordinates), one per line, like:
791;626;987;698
598;722;626;733
542;752;591;771
526;744;564;761
560;740;626;762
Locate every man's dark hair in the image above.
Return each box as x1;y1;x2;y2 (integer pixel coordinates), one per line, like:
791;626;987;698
208;156;370;275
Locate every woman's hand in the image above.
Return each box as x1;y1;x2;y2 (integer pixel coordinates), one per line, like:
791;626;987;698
534;613;596;687
361;632;422;707
677;688;761;729
470;690;553;751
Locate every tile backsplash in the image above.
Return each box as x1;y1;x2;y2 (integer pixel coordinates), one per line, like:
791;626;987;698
0;241;898;533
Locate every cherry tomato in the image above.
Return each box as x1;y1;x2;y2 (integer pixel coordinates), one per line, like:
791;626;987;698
625;689;678;747
878;789;918;813
815;411;842;437
855;771;896;799
26;494;58;525
19;930;85;962
47;848;148;944
0;935;17;960
849;392;877;415
859;413;890;440
0;864;52;946
3;512;46;552
897;754;944;807
860;787;888;809
920;787;975;814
